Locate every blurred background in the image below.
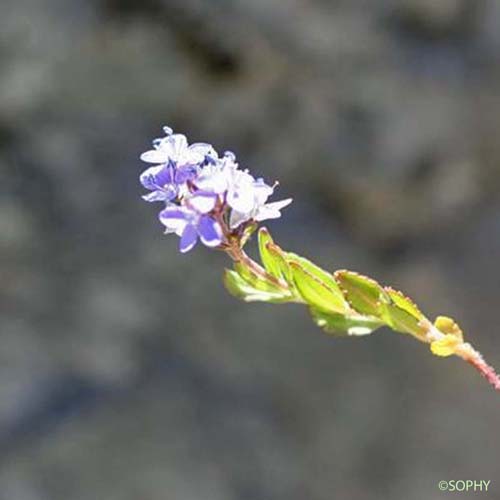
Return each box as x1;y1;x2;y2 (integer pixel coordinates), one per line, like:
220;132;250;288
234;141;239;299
1;0;500;499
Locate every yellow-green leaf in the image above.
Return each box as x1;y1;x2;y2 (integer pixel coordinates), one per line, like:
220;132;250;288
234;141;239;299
385;287;424;320
258;228;283;279
334;270;389;318
434;316;463;342
233;263;293;301
267;242;294;286
383;303;426;337
310;308;383;336
286;253;348;311
223;269;290;303
290;262;348;314
430;334;461;357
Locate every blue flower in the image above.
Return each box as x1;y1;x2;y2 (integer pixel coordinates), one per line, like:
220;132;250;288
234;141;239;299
159;203;223;253
140;130;217;203
140;133;216;167
140;126;292;253
140;163;197;202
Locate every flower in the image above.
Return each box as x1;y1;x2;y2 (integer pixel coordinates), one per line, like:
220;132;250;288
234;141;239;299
140;163;196;202
140;129;217;203
140;126;292;252
159;205;223;253
140;130;216;167
228;177;292;229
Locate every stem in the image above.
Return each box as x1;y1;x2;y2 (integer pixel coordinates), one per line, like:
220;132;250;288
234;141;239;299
220;216;500;393
425;322;500;391
215;212;289;290
225;243;289;290
456;343;500;391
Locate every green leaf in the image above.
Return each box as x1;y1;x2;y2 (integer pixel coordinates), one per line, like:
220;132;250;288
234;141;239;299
233;262;289;295
383;303;426;337
385;287;424;320
241;222;258;247
430;335;461;357
286;253;348;310
434;316;463;342
223;269;290;303
290;261;348;314
258;228;284;280
310;308;383;336
382;287;427;336
266;242;294;286
334;270;389;317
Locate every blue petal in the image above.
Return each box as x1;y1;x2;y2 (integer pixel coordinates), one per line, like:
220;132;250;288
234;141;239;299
175;165;198;184
140;166;160;190
188;192;217;214
159;207;190;235
142;190;170;202
154;165;175;187
140;165;173;190
179;224;198;253
198;216;223;248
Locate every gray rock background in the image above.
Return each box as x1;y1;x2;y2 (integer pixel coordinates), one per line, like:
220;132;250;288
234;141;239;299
1;0;500;499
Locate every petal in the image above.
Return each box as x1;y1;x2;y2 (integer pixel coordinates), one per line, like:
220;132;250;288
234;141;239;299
161;134;188;160
159;207;190;235
252;179;274;205
188;143;217;163
254;198;292;222
198;216;223;247
175;165;198;184
154;164;175;186
140;165;163;190
226;170;256;212
188;192;218;213
142;190;171;203
227;189;255;213
179;224;198;253
229;210;250;229
196;167;228;194
140;165;174;191
140;149;170;164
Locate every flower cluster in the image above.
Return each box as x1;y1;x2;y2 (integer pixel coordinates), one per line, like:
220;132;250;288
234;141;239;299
140;127;292;252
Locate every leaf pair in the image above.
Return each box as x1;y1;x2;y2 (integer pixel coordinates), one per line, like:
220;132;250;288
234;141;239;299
430;316;464;357
225;228;381;336
220;228;500;391
334;271;427;339
224;227;466;355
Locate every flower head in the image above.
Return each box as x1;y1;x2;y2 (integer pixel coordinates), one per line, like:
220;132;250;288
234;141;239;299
140;126;292;252
159;205;223;253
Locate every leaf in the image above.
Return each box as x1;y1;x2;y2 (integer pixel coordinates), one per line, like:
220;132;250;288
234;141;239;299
379;288;426;336
267;242;294;287
385;287;424;320
434;316;463;342
310;308;383;337
258;228;285;280
223;269;290;303
290;261;348;314
383;303;426;337
334;270;389;318
286;253;348;310
430;335;461;357
241;222;258;247
233;263;280;292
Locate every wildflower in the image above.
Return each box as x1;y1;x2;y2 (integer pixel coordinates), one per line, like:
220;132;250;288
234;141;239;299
159;205;223;253
140;131;216;167
140;130;217;203
229;177;292;229
140;126;292;252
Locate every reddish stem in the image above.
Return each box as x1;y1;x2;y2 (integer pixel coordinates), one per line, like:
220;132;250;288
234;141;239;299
466;355;500;391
